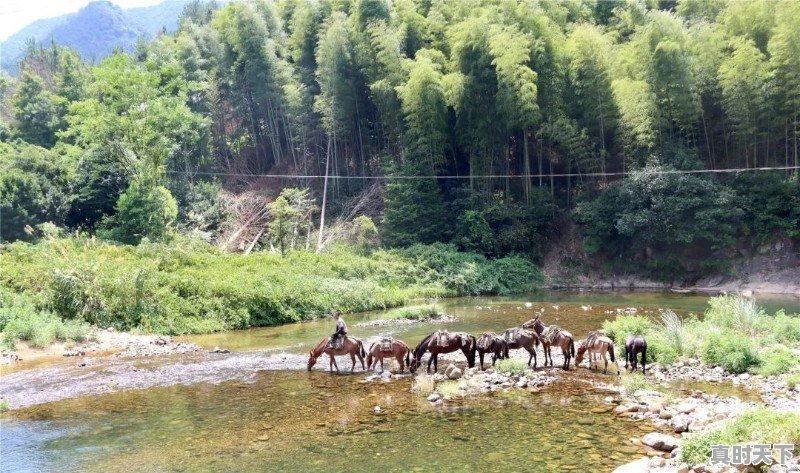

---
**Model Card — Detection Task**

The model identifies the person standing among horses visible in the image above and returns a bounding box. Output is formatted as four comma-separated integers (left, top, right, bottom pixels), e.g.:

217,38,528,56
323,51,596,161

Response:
329,311,347,349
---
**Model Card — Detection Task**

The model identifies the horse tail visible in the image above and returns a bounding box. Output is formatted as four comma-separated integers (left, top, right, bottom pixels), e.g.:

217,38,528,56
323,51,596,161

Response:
359,340,366,358
406,347,411,368
608,344,615,362
570,338,575,357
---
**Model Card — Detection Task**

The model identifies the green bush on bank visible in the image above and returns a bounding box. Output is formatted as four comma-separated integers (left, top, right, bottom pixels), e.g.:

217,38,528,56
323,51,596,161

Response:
0,237,543,341
603,295,800,375
700,333,760,374
755,346,800,377
680,409,800,465
0,289,93,350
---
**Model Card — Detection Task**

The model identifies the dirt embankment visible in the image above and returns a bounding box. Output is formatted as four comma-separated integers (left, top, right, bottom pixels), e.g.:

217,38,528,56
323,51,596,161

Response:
542,221,800,295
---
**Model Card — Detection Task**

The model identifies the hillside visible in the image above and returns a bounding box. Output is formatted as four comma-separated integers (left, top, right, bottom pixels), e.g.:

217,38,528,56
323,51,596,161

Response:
1,0,191,73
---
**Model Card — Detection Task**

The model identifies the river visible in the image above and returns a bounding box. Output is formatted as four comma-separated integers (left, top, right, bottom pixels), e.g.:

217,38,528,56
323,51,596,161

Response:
2,291,799,472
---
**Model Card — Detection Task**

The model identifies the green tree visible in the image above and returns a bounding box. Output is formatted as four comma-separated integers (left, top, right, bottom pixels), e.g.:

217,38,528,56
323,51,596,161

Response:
100,177,178,244
266,187,316,255
768,4,800,176
718,37,768,168
381,161,446,247
12,70,60,147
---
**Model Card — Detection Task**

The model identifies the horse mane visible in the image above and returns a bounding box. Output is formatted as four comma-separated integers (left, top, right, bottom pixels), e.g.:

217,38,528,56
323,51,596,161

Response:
311,337,329,355
413,332,435,360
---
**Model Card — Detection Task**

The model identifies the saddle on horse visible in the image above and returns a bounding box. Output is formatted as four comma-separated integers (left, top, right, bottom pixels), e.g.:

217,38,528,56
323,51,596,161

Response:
504,327,533,345
328,335,346,349
541,325,562,344
434,329,467,347
379,337,394,352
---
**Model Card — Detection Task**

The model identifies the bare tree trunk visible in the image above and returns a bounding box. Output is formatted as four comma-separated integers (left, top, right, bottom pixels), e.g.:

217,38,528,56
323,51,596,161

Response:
317,134,332,252
523,130,531,205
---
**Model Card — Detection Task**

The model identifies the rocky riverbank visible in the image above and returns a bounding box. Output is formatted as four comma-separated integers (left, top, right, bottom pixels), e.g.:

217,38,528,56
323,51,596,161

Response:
609,360,800,473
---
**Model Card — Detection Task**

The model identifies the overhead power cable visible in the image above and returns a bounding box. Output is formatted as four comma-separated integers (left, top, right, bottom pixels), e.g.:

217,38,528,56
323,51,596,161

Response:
165,165,800,180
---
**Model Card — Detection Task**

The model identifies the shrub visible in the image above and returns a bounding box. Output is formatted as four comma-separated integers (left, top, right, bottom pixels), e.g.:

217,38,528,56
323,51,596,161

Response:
787,373,800,390
766,311,800,344
100,178,178,244
494,358,528,376
680,409,800,465
602,315,653,349
755,346,800,377
384,304,441,320
700,333,760,374
1,307,92,349
0,400,8,412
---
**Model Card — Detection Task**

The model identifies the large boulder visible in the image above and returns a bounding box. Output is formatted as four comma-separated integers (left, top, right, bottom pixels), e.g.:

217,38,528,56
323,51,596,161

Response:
612,457,650,473
641,433,680,452
444,364,462,379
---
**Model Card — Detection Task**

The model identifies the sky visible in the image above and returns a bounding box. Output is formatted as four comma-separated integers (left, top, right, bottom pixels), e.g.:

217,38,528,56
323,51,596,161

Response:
0,0,165,40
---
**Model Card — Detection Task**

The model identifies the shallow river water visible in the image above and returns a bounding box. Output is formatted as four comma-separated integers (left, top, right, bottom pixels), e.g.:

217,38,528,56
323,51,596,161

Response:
2,291,799,473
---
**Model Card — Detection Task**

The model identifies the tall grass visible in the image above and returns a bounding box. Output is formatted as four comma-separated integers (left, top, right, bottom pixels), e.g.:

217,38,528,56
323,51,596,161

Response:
706,295,764,336
657,310,688,357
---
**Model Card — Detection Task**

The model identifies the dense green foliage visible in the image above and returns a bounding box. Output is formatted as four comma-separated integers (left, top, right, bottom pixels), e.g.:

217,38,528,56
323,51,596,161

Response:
604,295,800,373
0,238,540,344
2,0,800,282
680,409,800,465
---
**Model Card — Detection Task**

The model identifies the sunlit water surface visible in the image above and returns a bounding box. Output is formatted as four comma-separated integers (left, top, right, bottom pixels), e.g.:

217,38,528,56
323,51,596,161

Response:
2,291,799,472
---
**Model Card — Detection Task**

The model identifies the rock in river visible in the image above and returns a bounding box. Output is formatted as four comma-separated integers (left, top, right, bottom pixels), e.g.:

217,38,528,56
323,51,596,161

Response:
641,433,679,452
612,457,650,473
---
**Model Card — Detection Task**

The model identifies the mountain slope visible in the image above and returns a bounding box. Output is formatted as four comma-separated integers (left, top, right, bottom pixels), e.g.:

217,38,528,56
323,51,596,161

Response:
1,0,191,74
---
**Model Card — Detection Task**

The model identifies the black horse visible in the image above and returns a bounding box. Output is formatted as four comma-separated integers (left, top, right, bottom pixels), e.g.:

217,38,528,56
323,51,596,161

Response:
624,335,647,374
476,332,507,370
409,330,476,374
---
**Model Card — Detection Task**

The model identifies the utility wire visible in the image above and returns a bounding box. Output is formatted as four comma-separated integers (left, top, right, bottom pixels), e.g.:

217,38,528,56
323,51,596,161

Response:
165,165,800,180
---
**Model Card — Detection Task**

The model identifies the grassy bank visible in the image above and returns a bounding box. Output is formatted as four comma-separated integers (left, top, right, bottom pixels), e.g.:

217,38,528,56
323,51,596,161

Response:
0,238,542,349
603,295,800,374
680,409,800,465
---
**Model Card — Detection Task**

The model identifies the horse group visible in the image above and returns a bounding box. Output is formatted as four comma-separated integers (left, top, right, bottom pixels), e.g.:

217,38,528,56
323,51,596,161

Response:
307,314,648,375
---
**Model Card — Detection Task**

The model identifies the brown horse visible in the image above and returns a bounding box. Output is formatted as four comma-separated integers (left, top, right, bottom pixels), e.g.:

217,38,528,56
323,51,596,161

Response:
409,330,476,374
575,334,620,374
523,317,575,370
502,327,540,368
476,332,507,370
366,338,411,373
307,336,366,373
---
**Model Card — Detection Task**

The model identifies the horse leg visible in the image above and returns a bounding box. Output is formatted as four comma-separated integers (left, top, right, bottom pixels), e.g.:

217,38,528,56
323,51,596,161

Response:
603,353,608,374
641,347,647,375
427,354,434,374
433,354,439,373
526,348,533,367
479,350,485,370
624,345,629,370
350,353,356,372
331,355,340,373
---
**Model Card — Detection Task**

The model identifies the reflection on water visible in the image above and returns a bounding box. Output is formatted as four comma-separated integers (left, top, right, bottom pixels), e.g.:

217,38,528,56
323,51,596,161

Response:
3,371,656,473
